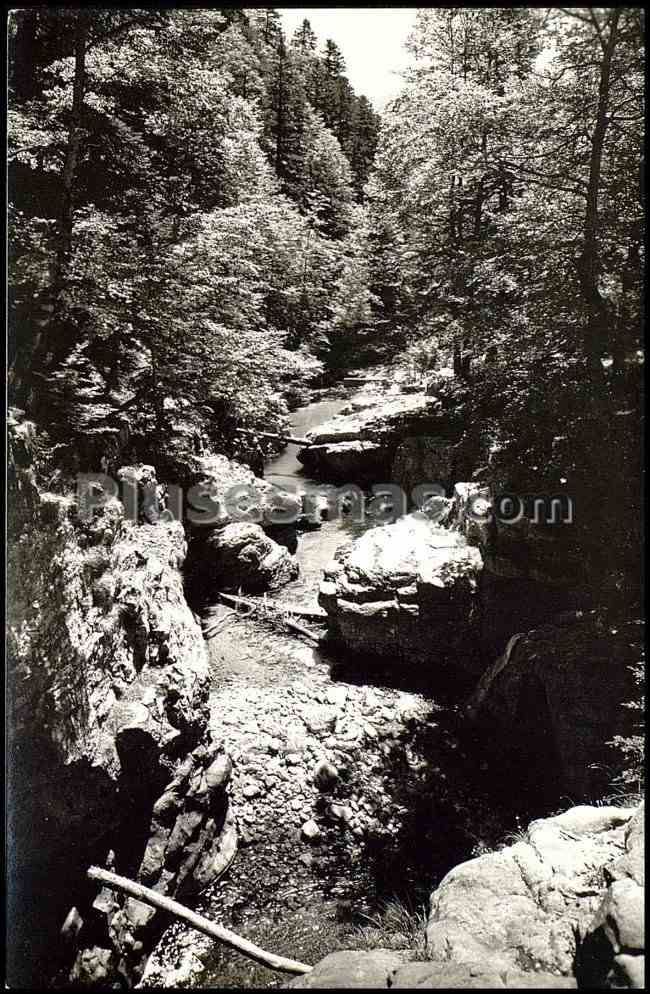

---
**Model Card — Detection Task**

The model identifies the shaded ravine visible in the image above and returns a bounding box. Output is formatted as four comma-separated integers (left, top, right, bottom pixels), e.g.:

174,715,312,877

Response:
142,393,532,989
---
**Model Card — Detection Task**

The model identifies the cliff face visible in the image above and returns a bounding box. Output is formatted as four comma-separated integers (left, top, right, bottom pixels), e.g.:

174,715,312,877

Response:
467,616,641,801
7,454,235,986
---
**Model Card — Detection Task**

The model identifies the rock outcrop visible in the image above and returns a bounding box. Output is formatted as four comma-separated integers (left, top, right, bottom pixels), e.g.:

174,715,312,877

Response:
425,805,638,979
319,512,483,678
7,470,234,986
298,394,446,484
293,955,576,988
577,802,645,987
292,803,644,989
466,615,641,799
183,455,302,601
447,480,588,656
299,439,389,484
291,949,409,988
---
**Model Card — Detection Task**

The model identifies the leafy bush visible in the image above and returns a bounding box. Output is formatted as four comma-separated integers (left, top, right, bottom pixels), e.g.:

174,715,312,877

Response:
606,657,645,804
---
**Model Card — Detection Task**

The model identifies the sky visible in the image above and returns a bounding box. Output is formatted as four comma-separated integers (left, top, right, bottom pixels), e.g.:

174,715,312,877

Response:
277,8,418,110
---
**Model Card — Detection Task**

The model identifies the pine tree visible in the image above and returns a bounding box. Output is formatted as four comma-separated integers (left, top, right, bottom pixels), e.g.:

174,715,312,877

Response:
348,95,381,197
323,38,346,77
291,18,318,54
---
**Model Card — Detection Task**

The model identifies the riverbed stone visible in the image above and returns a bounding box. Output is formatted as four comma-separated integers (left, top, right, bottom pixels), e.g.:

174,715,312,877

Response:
313,759,339,789
301,819,322,842
291,949,408,988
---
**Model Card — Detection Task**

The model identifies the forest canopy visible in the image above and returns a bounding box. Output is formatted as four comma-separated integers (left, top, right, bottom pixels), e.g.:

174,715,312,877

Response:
8,7,381,467
8,6,644,555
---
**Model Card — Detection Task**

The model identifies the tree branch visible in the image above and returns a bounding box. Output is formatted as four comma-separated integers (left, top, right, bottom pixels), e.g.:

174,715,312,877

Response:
87,866,312,976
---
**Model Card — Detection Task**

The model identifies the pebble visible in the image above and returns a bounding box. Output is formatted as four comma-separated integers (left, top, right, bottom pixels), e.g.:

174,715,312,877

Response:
301,819,322,842
313,759,339,790
326,686,348,707
330,803,354,824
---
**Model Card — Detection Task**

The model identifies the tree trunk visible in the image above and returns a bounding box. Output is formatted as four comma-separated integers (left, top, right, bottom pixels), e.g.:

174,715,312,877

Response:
54,13,88,304
30,12,88,416
275,44,285,178
576,9,620,371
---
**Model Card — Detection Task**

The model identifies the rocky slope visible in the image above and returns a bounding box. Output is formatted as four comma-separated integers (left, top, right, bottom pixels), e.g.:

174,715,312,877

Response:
293,802,645,989
467,615,641,800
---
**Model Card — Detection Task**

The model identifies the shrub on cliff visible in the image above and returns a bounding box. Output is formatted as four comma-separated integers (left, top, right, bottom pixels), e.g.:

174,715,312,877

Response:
607,657,645,804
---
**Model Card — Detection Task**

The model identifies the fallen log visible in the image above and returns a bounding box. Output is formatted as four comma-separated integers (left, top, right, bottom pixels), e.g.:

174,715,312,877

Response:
282,616,324,644
209,591,325,644
204,598,327,622
87,866,312,976
236,428,312,446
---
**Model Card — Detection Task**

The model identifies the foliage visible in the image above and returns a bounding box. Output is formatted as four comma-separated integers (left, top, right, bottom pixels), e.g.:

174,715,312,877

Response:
350,897,429,958
8,7,381,466
363,6,643,594
607,657,645,803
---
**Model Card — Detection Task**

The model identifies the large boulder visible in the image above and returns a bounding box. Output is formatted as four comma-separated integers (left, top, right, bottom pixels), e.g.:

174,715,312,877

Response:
465,616,641,799
7,480,234,987
319,512,483,677
425,804,641,984
388,962,576,988
189,521,299,594
298,440,390,484
305,394,443,447
292,955,576,989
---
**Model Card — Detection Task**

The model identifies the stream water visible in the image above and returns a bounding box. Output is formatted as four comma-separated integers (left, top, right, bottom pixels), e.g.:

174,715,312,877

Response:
143,391,527,989
264,394,374,613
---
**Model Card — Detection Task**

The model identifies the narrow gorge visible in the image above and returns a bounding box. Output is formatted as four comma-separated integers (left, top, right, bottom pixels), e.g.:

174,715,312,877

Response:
8,373,644,989
7,6,644,991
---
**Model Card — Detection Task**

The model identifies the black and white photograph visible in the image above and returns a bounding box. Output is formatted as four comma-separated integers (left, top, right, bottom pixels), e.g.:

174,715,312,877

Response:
6,5,645,989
